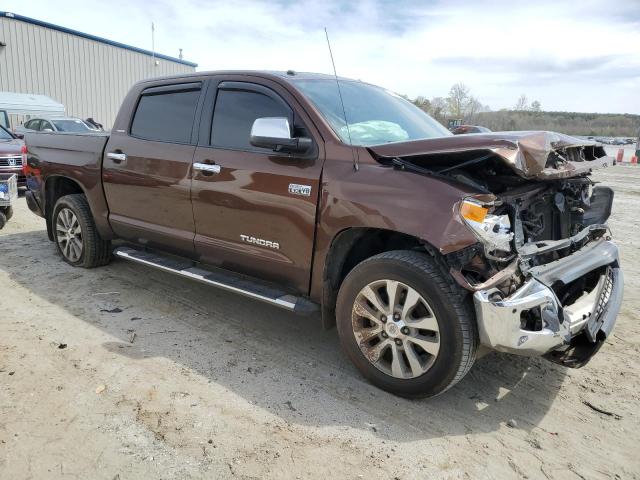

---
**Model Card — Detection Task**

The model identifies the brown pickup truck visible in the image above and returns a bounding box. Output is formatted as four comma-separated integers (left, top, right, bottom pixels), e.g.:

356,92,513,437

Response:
23,71,623,397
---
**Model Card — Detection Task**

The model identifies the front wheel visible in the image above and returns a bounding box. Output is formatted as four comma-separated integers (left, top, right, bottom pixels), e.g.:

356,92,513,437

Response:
52,194,111,268
336,250,477,398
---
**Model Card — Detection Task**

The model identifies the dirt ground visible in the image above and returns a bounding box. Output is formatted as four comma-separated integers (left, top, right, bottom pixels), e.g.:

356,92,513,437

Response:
1,166,639,479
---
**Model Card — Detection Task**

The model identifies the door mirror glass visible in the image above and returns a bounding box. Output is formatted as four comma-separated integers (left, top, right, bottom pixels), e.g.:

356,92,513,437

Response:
250,117,311,153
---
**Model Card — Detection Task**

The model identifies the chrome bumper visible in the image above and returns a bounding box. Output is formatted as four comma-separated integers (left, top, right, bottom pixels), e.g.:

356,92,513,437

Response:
473,239,623,359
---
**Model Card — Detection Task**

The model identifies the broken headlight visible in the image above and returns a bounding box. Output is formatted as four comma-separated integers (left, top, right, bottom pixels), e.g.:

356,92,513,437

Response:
459,197,514,255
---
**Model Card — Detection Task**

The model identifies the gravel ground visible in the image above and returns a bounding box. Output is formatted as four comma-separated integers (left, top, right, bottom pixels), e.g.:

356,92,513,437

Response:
1,166,639,479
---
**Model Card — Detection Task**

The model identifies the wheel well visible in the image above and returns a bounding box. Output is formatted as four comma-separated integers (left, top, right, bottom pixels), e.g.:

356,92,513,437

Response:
321,228,435,329
44,177,84,240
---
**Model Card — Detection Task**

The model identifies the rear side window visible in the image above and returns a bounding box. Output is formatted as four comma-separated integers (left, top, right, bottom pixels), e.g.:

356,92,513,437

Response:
211,89,290,151
131,87,200,143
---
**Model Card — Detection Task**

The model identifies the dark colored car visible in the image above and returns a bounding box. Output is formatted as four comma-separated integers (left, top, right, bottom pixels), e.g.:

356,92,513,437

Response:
0,124,25,186
23,71,623,398
450,125,492,134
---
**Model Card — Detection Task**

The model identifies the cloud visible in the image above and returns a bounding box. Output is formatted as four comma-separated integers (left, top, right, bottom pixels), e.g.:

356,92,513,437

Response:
2,0,640,113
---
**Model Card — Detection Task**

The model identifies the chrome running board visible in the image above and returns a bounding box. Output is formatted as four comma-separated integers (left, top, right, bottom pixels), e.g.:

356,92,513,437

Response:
113,246,318,314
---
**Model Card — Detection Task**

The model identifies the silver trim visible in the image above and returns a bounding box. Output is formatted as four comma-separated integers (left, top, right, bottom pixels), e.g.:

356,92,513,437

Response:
114,249,297,310
193,162,221,174
106,152,127,162
473,241,623,356
288,183,312,197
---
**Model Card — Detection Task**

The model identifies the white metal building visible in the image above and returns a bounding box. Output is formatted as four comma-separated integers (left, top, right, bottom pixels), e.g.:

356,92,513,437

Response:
0,11,197,128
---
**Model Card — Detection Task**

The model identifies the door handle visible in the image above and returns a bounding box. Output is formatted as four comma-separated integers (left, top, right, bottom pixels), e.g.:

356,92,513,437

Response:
107,152,127,164
193,162,221,175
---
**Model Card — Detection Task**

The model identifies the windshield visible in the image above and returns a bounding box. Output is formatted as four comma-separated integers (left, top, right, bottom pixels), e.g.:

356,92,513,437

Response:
0,126,14,140
292,79,451,146
52,119,96,133
0,110,9,129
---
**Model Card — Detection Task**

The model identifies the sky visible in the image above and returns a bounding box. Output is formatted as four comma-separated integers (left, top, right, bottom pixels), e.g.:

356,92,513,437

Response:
2,0,640,114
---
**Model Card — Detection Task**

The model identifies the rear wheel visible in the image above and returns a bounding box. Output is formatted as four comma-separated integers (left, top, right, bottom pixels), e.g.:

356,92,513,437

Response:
336,250,477,398
53,194,111,268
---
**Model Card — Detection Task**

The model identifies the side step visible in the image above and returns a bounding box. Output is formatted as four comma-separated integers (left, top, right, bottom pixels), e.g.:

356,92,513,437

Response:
113,246,318,314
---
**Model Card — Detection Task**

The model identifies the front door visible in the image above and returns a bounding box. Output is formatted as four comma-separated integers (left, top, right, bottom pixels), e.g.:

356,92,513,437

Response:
191,79,324,292
102,82,203,256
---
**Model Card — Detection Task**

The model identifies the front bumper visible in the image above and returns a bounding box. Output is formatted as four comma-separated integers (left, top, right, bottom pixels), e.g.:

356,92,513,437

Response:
473,239,623,365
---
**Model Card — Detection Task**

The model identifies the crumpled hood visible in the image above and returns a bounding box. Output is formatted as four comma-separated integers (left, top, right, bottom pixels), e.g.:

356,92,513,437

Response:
367,131,613,179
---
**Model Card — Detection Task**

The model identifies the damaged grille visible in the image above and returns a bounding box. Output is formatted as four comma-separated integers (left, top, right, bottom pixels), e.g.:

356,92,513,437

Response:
590,267,614,336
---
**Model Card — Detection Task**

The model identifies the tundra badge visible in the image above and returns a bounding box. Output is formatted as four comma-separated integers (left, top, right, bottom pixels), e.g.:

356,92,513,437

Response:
240,235,280,250
288,183,311,197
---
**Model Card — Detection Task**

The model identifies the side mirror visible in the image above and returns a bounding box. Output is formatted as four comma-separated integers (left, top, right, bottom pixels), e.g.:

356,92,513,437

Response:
250,117,312,154
13,132,24,139
42,128,54,133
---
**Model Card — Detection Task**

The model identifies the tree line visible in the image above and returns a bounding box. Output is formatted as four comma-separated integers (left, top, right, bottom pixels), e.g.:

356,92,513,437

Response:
405,83,640,137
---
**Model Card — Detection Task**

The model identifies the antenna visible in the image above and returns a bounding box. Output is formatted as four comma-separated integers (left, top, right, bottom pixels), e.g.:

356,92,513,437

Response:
151,22,157,68
324,28,359,171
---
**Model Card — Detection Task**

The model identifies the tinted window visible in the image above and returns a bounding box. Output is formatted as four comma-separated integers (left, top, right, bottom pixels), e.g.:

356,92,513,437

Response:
131,88,200,143
212,89,290,150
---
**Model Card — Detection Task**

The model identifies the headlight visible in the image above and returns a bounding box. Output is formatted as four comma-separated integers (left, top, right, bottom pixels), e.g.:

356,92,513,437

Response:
460,197,513,254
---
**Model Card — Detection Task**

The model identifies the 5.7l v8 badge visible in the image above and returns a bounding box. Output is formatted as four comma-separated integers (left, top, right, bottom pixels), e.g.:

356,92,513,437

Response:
288,183,311,197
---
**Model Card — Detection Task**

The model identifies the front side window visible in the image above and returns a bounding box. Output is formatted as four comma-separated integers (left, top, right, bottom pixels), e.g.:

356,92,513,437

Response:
211,89,290,151
131,88,201,143
292,79,451,146
26,120,41,131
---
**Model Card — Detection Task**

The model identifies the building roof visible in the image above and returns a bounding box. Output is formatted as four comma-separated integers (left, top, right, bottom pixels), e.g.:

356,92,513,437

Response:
0,11,197,67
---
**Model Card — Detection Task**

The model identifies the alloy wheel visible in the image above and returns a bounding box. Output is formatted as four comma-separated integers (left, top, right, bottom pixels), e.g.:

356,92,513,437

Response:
351,279,440,379
56,207,83,262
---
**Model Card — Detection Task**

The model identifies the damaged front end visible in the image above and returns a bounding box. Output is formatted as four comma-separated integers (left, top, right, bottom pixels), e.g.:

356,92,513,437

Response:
370,131,623,368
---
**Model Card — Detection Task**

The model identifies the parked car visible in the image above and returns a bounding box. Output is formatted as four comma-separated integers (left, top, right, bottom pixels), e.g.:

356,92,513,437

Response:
15,116,101,137
23,71,623,397
450,125,492,134
0,124,25,187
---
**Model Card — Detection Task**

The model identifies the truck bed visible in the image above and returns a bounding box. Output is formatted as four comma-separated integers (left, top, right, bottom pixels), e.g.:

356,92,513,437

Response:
25,131,110,169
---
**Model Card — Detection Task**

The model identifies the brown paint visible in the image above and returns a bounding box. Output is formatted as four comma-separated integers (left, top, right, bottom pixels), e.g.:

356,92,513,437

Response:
24,71,504,305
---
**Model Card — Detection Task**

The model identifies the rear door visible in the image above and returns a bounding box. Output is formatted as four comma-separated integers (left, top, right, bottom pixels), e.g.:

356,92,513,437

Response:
102,82,203,257
191,78,324,292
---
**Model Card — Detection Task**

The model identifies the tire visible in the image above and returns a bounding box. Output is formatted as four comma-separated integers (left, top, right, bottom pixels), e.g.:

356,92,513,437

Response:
336,250,477,398
0,211,6,230
52,194,111,268
4,206,13,221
